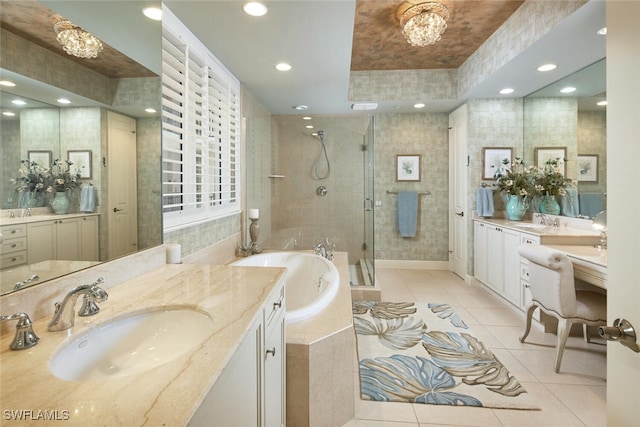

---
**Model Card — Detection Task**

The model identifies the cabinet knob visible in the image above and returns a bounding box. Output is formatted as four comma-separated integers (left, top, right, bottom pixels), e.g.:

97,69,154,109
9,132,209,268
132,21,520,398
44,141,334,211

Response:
11,244,16,248
10,230,16,234
266,347,276,357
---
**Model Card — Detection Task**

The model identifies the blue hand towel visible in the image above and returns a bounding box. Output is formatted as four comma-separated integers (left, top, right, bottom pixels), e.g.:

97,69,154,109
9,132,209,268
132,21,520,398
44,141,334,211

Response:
476,187,494,217
560,187,579,217
79,185,95,212
397,191,418,237
579,192,603,219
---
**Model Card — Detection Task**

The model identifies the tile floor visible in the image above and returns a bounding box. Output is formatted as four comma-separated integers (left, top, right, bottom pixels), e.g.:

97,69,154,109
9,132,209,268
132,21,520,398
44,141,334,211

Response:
343,268,607,427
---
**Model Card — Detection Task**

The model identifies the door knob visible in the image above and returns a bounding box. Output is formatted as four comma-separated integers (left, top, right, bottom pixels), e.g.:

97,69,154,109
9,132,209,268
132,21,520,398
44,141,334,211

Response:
598,318,640,353
455,211,464,217
113,208,123,212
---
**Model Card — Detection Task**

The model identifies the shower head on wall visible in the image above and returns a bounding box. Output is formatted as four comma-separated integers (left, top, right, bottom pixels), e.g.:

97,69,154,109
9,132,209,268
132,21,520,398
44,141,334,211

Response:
315,130,325,141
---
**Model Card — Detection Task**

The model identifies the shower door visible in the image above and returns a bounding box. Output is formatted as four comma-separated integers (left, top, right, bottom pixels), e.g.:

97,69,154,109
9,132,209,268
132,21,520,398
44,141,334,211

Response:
362,117,375,286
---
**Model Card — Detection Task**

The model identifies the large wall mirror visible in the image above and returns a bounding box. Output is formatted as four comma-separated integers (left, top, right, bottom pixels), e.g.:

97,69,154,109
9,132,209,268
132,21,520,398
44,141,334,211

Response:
0,1,162,295
523,58,606,219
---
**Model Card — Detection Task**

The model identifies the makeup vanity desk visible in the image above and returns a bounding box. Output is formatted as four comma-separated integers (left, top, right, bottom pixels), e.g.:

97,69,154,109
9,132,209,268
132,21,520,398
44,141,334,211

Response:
545,244,607,290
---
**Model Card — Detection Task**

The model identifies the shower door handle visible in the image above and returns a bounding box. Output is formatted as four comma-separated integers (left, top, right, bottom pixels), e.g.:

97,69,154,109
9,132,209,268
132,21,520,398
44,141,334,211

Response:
364,198,373,211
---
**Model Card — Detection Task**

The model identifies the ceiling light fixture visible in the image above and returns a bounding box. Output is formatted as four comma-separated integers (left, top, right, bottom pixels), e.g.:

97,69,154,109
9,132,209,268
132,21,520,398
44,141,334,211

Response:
2,112,16,117
142,7,163,21
145,108,157,113
413,103,426,109
293,105,308,111
537,63,557,72
243,2,268,17
560,87,576,93
399,1,449,47
0,80,16,87
275,63,292,71
11,99,26,106
499,88,514,95
54,20,104,59
302,116,312,120
597,27,607,36
597,100,607,106
57,98,71,104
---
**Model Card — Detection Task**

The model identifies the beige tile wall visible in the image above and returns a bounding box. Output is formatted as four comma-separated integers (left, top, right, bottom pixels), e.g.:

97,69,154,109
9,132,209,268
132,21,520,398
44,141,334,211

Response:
373,113,449,261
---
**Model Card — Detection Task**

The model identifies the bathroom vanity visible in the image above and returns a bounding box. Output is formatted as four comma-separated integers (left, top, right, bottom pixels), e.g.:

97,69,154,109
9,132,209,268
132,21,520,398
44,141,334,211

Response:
0,262,286,426
473,218,603,312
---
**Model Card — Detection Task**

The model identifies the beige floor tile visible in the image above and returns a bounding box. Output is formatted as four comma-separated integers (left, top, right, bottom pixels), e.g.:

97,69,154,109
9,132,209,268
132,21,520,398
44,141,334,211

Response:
487,324,558,350
353,400,418,423
507,347,606,385
545,383,606,427
465,306,525,327
343,420,418,427
412,404,503,427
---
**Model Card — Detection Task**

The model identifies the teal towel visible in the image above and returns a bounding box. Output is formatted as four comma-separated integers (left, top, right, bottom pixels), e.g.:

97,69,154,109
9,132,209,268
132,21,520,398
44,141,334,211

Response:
560,187,579,217
397,191,418,237
579,192,603,219
476,187,494,217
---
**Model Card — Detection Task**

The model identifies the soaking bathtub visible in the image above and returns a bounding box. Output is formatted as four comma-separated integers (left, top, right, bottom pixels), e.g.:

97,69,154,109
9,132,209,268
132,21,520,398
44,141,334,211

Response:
232,251,340,324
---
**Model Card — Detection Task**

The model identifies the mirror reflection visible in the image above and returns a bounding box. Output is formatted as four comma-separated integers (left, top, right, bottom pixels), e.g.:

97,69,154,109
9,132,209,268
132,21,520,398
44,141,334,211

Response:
0,1,162,295
523,59,606,219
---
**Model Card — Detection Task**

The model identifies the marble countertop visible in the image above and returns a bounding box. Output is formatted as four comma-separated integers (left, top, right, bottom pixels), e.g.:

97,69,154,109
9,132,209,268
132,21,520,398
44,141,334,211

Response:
545,244,608,269
0,212,99,227
473,217,601,245
0,263,285,426
1,260,100,295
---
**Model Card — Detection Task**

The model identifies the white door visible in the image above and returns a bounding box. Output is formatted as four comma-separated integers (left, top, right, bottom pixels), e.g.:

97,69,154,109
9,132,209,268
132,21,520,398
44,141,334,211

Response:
107,112,138,259
605,4,640,426
449,105,468,280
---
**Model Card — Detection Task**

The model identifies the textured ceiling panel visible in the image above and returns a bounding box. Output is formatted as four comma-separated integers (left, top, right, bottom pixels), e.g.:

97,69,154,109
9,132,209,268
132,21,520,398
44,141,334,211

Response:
351,0,525,71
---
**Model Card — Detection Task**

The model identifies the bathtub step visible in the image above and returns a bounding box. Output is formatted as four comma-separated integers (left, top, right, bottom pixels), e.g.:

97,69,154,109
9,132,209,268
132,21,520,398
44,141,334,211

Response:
349,264,361,286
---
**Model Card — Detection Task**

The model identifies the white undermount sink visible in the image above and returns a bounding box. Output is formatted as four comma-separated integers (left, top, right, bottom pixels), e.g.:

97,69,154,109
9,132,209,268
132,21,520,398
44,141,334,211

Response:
49,308,213,381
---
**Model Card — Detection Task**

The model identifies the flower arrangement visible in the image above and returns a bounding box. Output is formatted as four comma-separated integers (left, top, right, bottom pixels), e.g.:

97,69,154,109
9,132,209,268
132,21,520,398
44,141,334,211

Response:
11,160,50,194
47,159,81,193
533,158,573,197
494,157,536,198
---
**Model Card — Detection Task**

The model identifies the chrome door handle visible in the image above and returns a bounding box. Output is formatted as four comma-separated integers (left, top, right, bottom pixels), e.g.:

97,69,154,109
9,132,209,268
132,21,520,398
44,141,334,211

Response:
455,211,464,217
113,208,123,212
266,347,276,357
598,318,640,353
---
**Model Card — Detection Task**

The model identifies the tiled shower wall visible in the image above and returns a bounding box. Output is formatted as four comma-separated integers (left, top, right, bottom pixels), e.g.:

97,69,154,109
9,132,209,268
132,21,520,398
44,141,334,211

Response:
577,110,607,195
270,115,371,265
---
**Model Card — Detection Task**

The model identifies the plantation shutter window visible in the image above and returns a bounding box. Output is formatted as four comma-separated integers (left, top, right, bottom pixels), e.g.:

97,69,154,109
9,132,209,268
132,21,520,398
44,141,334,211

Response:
162,9,241,231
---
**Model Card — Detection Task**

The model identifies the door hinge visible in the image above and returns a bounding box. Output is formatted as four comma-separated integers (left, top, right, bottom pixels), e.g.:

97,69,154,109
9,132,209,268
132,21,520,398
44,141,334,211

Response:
362,243,367,251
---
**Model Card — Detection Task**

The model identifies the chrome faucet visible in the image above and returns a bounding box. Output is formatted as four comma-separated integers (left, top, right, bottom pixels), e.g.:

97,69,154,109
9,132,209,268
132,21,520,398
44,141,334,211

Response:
0,312,39,350
314,239,335,261
535,213,559,227
48,278,108,332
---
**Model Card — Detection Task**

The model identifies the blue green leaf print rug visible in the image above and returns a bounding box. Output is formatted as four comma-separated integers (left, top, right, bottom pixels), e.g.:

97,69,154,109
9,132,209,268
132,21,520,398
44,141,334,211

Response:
352,301,539,410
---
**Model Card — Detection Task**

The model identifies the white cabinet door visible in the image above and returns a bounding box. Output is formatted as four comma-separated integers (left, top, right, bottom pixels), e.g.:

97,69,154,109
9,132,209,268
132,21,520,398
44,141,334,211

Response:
55,218,81,260
502,228,521,306
80,216,99,261
486,226,503,293
264,313,285,427
27,220,56,264
473,222,488,284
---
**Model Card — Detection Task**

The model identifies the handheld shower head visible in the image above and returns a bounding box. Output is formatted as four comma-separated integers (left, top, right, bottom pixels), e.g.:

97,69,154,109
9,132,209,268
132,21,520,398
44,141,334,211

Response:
317,130,325,138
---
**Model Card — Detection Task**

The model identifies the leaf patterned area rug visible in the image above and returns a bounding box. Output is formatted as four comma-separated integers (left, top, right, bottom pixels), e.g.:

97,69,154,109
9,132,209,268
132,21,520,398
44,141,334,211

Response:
353,301,539,410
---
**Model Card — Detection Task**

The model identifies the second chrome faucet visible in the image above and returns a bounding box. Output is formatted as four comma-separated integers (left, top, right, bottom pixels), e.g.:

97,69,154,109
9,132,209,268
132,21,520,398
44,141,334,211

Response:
48,278,108,332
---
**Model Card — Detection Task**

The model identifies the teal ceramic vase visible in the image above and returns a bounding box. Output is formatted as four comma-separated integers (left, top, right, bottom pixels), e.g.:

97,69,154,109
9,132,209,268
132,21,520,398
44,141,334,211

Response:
26,192,40,208
506,195,527,220
539,194,560,215
51,191,70,214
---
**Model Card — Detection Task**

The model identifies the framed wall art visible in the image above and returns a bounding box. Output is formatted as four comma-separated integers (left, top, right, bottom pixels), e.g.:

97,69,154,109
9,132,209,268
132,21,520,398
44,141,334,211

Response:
27,150,52,168
396,154,420,182
482,147,512,180
68,150,92,179
577,154,598,182
535,147,567,175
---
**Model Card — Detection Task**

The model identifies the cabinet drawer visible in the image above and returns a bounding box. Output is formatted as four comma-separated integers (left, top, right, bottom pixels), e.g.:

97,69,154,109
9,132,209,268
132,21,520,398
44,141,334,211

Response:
520,263,529,280
1,250,27,269
1,224,27,239
264,284,285,330
520,234,540,245
1,237,27,255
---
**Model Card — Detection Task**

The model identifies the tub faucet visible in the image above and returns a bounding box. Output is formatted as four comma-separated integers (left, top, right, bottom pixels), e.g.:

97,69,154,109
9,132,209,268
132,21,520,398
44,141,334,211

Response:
0,312,39,350
48,278,108,332
314,239,334,261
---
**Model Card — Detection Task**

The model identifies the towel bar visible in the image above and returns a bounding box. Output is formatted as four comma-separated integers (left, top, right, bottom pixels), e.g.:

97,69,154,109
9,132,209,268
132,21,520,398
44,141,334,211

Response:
386,190,431,195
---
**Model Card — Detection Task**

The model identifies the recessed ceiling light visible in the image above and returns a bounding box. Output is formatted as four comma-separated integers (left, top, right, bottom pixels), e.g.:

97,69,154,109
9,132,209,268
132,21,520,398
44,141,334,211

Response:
499,88,514,95
243,2,268,16
145,108,157,113
11,99,26,106
2,111,16,117
351,102,378,111
560,87,576,94
302,116,312,120
142,7,162,21
0,80,16,87
597,27,607,35
57,98,71,104
275,62,292,71
597,100,607,106
413,103,426,109
293,105,308,110
537,63,557,72
305,125,314,129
